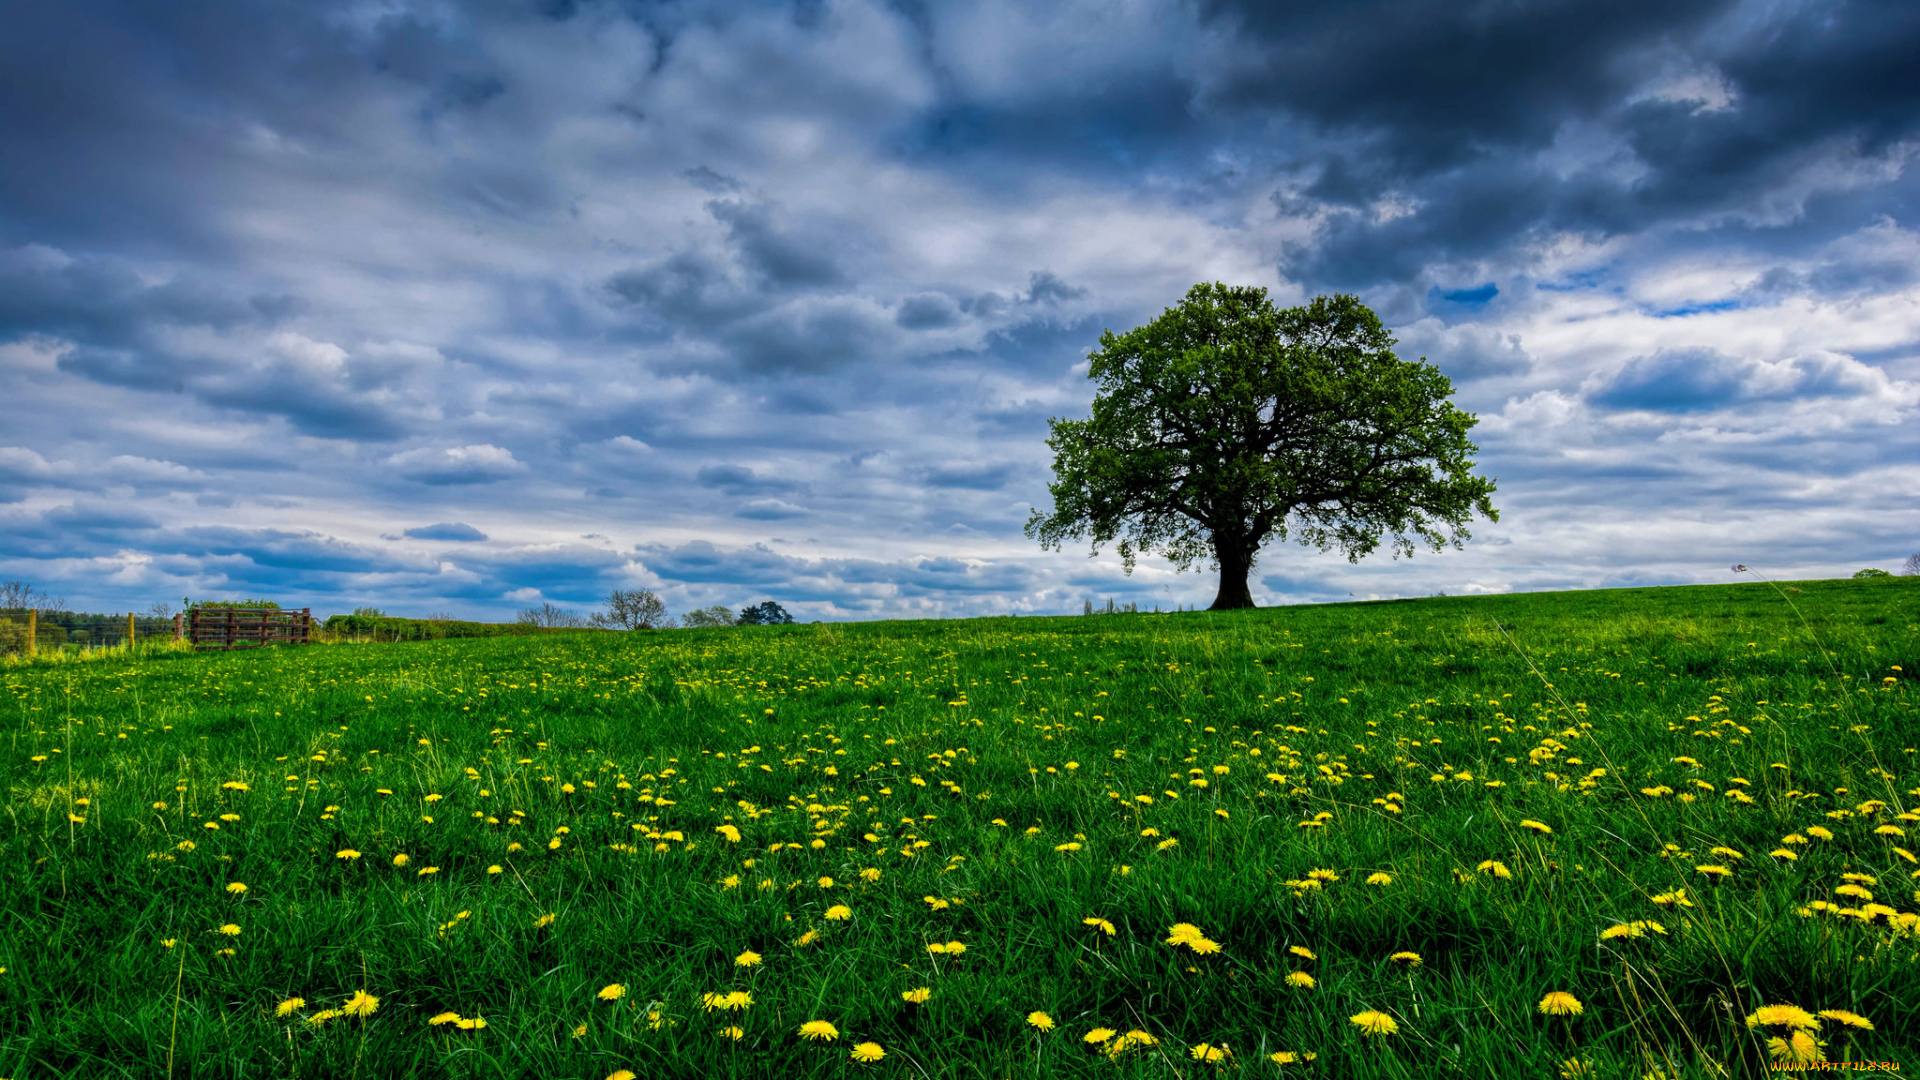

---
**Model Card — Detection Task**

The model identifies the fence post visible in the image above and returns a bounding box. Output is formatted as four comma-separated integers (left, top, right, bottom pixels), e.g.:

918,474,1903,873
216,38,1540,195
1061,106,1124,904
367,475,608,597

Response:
127,612,137,652
25,610,35,656
174,613,182,641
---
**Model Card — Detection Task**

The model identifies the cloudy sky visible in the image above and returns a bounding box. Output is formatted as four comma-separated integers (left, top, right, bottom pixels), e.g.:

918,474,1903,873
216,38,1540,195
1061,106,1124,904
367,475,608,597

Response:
3,0,1916,621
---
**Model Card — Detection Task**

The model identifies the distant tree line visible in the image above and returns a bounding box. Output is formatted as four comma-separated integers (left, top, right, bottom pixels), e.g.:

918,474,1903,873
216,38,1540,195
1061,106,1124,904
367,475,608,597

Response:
515,592,794,629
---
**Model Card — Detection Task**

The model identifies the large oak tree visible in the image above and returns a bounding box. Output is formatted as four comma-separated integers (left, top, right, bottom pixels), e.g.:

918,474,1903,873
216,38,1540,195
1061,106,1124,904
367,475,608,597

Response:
1026,284,1498,610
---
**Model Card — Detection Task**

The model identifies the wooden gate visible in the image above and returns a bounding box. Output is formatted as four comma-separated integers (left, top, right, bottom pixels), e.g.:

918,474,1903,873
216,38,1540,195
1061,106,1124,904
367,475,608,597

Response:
180,607,313,650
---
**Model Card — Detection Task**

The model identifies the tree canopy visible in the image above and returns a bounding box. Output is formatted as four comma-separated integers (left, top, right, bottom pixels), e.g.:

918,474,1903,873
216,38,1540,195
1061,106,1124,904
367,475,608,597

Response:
1026,284,1498,610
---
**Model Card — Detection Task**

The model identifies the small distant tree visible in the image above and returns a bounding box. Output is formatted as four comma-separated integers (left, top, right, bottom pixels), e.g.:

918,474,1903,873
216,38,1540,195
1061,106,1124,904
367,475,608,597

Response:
1853,568,1891,579
737,601,794,626
352,606,387,618
0,580,65,611
516,601,585,628
681,605,737,628
146,601,174,620
1902,552,1920,576
596,589,673,630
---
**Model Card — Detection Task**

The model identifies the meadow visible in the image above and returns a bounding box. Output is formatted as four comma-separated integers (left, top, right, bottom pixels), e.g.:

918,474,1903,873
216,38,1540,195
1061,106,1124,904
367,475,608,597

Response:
1,576,1916,1079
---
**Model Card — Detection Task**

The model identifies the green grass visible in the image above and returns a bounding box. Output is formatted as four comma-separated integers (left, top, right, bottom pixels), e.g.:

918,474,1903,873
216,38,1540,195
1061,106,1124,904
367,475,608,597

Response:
1,576,1916,1078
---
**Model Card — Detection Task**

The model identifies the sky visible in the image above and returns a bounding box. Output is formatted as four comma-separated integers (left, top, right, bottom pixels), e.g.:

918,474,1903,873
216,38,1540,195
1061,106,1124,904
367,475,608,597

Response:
2,0,1917,622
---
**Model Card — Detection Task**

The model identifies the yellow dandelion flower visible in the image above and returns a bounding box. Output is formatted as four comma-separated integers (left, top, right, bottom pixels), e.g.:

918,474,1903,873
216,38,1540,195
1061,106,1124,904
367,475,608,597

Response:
336,849,361,860
734,950,762,967
534,913,556,928
1165,923,1204,946
719,1025,744,1040
428,1011,462,1026
1285,971,1316,989
1767,1030,1826,1064
797,1019,839,1041
1367,872,1394,886
597,984,625,1001
217,923,242,936
1269,1051,1317,1064
901,987,931,1004
1189,1042,1231,1063
226,882,248,895
1519,819,1553,835
342,990,379,1018
1538,992,1583,1016
1026,1011,1055,1032
824,905,852,921
850,1041,885,1063
275,997,305,1017
308,1009,341,1026
606,1071,637,1080
1816,1009,1871,1030
941,940,966,956
1351,1010,1398,1036
457,1016,486,1030
1084,1027,1117,1044
1390,951,1422,966
1083,917,1116,936
794,928,820,947
1746,1004,1819,1030
1289,946,1316,960
392,854,409,868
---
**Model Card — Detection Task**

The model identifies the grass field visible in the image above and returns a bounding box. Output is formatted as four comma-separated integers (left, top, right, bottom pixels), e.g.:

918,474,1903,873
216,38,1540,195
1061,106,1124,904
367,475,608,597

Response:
2,576,1916,1078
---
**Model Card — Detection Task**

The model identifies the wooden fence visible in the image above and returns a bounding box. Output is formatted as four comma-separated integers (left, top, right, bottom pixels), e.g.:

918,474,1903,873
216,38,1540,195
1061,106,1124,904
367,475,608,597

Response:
180,607,314,650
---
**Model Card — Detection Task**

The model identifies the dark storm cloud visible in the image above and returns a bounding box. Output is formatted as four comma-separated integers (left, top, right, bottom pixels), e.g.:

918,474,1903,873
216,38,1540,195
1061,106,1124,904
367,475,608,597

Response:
1201,0,1920,289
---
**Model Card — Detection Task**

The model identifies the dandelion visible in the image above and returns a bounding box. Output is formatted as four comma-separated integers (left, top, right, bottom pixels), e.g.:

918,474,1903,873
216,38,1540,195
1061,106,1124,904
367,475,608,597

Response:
1696,864,1732,879
1026,1011,1055,1032
308,1009,341,1026
1768,1031,1827,1064
1477,859,1513,879
335,849,361,860
901,987,931,1004
458,1017,487,1030
342,990,379,1018
1289,945,1316,960
1367,872,1393,886
797,1019,839,1041
275,997,305,1017
1390,951,1422,966
850,1041,886,1063
1817,1009,1872,1030
860,867,881,882
392,854,409,868
225,882,247,895
534,913,556,928
217,923,242,936
1270,1051,1317,1064
794,928,820,947
735,950,762,967
1285,971,1316,989
719,1026,744,1040
1083,917,1116,936
1649,889,1692,907
597,984,626,1001
429,1011,461,1026
1084,1027,1117,1044
824,904,852,921
1746,1004,1819,1030
1519,819,1553,835
607,1071,637,1080
487,864,502,875
1351,1010,1398,1036
1538,992,1583,1016
1190,1042,1231,1063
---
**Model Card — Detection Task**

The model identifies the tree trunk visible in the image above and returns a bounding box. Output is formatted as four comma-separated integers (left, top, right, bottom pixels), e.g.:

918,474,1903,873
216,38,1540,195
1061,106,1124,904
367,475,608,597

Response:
1208,537,1256,610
